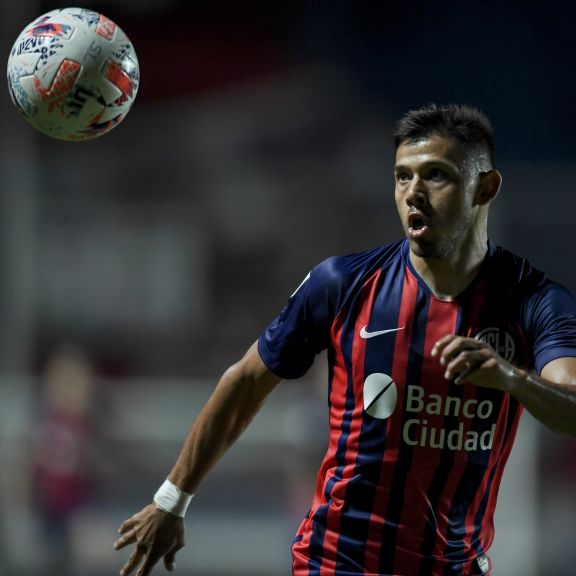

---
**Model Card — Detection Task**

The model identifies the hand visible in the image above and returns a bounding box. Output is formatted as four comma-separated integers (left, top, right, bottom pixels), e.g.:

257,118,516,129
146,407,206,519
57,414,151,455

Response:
431,334,518,391
114,504,185,576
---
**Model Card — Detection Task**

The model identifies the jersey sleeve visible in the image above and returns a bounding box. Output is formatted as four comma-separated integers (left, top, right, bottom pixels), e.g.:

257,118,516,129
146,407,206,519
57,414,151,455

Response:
258,257,343,380
524,280,576,374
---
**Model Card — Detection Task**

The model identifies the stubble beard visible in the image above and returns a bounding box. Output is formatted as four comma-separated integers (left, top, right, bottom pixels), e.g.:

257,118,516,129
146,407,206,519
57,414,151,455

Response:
408,210,475,260
409,236,453,259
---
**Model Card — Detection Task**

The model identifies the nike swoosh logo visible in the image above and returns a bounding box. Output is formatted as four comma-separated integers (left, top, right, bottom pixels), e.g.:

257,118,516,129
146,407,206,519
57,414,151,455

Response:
360,326,405,339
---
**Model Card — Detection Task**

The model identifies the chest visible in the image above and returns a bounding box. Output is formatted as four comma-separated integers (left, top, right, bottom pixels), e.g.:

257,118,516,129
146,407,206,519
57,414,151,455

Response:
331,268,530,389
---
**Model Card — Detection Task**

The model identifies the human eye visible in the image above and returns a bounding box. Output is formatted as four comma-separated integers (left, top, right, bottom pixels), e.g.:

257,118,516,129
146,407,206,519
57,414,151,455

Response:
395,171,411,183
427,167,447,182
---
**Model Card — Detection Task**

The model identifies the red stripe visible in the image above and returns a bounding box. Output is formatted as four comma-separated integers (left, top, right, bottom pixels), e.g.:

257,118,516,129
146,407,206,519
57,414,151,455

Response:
393,296,459,566
472,287,529,554
436,278,525,565
472,285,528,552
291,302,347,575
364,268,418,573
292,270,382,575
432,281,488,562
479,400,523,555
319,269,382,574
461,395,511,560
463,278,488,339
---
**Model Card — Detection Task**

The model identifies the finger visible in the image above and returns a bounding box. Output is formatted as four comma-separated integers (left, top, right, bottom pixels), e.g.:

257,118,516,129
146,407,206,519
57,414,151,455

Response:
164,549,177,572
437,338,479,366
114,530,137,550
119,546,145,576
118,516,138,534
164,539,184,572
136,549,163,576
453,360,476,384
431,334,457,357
445,350,489,382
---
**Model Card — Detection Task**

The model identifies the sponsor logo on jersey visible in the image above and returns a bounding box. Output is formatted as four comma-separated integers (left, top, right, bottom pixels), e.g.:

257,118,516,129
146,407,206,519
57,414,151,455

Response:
363,373,397,419
363,375,496,452
403,385,495,451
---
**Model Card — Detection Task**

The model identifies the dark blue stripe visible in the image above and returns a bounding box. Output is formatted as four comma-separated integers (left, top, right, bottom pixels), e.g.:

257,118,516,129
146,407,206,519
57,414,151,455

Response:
333,261,405,572
308,284,365,573
470,396,520,557
418,302,466,575
379,283,430,575
306,502,330,576
441,259,526,570
441,386,511,575
416,389,463,575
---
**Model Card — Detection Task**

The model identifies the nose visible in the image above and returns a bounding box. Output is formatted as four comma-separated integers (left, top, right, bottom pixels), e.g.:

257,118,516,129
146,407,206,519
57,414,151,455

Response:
405,177,427,209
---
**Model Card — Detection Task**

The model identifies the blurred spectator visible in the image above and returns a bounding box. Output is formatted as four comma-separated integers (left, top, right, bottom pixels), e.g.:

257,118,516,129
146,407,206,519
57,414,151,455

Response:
33,344,96,575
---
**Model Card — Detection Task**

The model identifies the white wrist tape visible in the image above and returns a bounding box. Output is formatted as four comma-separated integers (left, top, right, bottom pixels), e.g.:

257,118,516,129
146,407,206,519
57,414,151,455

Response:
153,479,194,518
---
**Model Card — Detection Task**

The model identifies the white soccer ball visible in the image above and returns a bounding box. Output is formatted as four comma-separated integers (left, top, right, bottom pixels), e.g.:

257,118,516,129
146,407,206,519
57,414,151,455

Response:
7,7,140,141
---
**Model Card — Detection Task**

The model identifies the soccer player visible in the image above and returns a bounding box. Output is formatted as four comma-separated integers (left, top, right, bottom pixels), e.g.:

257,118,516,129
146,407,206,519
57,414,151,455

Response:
114,104,576,576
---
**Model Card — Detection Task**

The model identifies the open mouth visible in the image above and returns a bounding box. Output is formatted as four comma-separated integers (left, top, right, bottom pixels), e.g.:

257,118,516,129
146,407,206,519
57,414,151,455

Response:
407,212,429,237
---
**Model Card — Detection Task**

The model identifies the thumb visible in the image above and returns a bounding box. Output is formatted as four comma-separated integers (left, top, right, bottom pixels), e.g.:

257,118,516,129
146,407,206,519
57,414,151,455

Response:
164,549,178,572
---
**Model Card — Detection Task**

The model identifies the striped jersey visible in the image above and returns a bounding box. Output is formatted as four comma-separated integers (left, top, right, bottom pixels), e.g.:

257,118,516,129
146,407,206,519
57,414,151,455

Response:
258,239,576,576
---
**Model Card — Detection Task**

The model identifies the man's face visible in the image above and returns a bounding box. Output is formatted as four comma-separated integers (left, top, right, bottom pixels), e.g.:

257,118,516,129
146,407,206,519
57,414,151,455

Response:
394,135,481,259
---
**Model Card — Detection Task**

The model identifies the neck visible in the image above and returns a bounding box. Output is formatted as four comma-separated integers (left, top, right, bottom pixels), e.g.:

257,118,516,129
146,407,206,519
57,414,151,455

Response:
409,230,489,301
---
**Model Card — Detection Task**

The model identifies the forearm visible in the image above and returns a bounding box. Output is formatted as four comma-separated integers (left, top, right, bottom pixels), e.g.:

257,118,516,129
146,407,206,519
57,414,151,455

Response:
433,335,576,437
167,347,280,494
508,366,576,436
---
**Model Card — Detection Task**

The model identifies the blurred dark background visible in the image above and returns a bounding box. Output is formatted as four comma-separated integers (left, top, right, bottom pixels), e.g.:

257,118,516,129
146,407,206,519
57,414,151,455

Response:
0,1,575,575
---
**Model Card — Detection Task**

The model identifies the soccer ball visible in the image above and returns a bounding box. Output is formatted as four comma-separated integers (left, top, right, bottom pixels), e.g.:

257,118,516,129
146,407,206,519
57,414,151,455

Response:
7,7,140,141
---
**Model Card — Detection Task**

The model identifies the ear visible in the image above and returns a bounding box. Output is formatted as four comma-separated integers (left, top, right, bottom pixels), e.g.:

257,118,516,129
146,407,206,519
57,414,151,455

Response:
475,170,502,206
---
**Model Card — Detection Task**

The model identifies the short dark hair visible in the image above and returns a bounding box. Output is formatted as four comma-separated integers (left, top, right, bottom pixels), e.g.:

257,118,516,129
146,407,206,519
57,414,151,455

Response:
394,104,495,168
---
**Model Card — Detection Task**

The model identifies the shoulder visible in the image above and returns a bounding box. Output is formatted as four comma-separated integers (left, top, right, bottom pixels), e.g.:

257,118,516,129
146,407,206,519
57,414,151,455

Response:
489,245,541,282
489,244,576,318
312,240,405,291
489,245,564,294
292,240,406,317
490,247,576,372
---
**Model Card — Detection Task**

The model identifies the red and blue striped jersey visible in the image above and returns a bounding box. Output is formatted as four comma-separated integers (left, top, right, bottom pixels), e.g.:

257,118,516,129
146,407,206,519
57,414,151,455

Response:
258,239,576,576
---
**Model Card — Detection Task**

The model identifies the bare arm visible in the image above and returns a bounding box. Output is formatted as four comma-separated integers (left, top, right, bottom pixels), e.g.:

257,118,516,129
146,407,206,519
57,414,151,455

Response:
511,357,576,435
114,341,282,576
432,335,576,436
168,341,281,493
